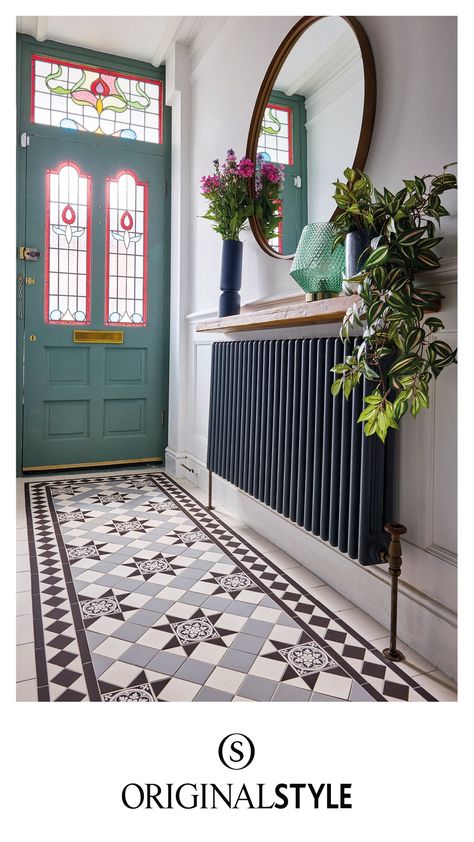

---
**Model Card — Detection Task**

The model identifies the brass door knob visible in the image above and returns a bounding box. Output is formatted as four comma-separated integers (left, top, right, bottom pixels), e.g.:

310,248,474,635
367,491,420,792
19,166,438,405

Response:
28,334,37,341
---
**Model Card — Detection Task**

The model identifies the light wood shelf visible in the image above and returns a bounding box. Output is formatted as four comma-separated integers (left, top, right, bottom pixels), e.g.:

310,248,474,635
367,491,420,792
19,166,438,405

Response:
196,295,360,333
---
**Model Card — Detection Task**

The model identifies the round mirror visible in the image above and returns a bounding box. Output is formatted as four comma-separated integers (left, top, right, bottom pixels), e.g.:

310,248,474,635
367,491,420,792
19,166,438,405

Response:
246,16,376,258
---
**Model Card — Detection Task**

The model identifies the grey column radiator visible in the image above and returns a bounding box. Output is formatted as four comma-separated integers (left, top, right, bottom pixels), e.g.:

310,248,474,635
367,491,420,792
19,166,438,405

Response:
206,338,394,566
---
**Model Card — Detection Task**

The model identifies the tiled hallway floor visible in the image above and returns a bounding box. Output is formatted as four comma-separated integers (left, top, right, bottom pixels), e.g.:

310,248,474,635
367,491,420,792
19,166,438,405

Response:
16,470,457,702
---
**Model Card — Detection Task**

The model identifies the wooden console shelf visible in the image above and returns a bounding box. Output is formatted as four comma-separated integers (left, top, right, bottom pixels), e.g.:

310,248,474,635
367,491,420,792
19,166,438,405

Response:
196,295,361,333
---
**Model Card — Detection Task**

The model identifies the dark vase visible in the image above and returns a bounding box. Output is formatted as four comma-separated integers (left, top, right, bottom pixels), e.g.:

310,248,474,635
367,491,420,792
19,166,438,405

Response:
219,239,243,317
345,230,372,279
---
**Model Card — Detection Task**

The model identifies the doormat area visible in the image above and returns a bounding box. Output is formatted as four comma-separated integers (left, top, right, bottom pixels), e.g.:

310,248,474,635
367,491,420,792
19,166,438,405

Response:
23,472,436,702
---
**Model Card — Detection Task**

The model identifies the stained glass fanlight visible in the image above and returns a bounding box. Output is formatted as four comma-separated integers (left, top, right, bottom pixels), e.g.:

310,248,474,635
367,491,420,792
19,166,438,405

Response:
257,103,293,166
32,55,162,144
45,161,91,324
105,170,148,326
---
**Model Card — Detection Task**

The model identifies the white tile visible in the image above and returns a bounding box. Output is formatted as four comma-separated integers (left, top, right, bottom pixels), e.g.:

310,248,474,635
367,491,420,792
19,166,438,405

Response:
287,564,326,589
251,606,281,624
415,670,457,701
215,613,248,632
237,527,279,554
158,678,201,701
165,601,197,619
190,642,227,665
16,540,30,555
16,571,31,593
16,591,33,617
16,679,38,702
337,607,388,640
16,528,28,540
268,624,301,644
314,672,353,700
16,555,31,572
16,643,36,682
99,660,144,687
94,637,132,659
86,616,123,635
16,614,34,646
136,628,174,649
190,580,217,595
232,695,253,702
249,656,287,682
205,666,244,694
265,550,300,570
158,586,186,601
235,590,264,604
308,585,354,613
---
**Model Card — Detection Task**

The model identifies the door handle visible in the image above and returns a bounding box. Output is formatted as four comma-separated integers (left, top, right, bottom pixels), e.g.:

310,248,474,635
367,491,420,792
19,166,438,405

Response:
28,335,37,342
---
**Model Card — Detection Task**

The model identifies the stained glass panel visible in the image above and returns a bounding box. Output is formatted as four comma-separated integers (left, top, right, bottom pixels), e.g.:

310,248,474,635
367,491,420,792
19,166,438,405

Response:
45,161,91,324
32,55,162,144
257,103,293,166
105,170,148,326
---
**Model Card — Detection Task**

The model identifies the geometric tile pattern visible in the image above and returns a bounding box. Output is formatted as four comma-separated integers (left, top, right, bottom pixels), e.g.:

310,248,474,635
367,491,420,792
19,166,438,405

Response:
23,472,438,702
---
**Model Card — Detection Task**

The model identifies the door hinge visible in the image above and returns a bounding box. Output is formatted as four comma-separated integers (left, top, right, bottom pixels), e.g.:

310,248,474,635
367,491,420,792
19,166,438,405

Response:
20,132,30,148
161,410,166,426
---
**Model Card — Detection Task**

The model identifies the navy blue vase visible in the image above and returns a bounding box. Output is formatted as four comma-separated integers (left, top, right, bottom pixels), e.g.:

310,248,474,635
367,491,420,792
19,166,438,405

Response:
219,239,243,317
345,230,371,279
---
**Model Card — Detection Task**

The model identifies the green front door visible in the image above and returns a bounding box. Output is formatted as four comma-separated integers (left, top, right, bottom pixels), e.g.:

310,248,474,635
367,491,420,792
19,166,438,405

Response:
18,40,169,472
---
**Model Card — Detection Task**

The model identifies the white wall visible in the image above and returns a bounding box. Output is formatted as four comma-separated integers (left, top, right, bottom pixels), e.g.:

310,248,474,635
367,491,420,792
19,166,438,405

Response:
167,16,458,678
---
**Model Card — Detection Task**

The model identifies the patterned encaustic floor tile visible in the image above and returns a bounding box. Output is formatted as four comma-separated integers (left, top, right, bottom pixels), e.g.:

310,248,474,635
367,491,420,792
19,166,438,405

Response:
21,472,439,702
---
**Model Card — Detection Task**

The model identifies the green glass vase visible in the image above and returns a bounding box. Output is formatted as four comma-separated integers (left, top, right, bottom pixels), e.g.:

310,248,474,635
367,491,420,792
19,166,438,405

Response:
290,222,345,297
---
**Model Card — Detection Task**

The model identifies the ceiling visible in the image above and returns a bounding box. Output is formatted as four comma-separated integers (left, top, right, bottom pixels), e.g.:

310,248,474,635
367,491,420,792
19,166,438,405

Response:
16,15,229,68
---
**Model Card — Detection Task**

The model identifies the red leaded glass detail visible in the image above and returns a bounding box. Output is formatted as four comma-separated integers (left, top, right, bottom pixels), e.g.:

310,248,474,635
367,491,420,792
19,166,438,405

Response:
257,103,293,166
45,161,91,324
31,55,162,145
105,170,148,326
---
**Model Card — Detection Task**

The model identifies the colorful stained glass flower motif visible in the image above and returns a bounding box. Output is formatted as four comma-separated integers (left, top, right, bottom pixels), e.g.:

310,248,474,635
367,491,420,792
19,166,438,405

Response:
45,161,91,324
32,56,162,144
105,170,148,326
257,103,293,166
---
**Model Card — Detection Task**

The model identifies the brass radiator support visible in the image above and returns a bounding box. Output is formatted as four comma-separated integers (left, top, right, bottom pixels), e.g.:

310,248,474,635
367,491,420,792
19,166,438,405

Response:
379,522,407,662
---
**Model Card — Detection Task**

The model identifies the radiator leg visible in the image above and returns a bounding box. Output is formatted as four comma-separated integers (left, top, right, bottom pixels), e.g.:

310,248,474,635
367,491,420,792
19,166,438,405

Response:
379,522,407,662
207,470,215,511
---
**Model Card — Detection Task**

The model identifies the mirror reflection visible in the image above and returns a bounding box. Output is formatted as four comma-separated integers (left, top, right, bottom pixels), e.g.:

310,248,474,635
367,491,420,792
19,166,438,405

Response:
255,16,365,256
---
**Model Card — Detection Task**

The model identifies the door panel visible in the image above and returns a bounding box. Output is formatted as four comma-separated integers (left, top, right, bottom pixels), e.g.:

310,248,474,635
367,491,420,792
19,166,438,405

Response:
22,135,167,470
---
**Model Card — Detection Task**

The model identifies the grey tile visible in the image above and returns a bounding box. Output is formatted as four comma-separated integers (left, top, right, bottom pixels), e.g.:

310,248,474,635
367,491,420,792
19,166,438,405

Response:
179,591,209,607
92,653,115,676
175,658,215,684
130,608,163,627
349,682,377,702
220,648,257,673
242,618,274,637
86,630,107,650
224,600,255,618
231,633,265,655
95,574,124,588
135,581,165,596
272,684,311,702
276,612,301,628
119,643,157,667
113,577,145,593
260,595,280,609
111,622,149,643
144,597,175,614
310,692,345,702
146,651,187,676
201,595,233,612
238,675,278,701
194,686,233,701
191,558,215,571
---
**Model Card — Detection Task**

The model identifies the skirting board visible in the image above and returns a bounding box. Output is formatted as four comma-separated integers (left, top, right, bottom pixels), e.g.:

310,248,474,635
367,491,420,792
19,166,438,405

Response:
166,449,457,681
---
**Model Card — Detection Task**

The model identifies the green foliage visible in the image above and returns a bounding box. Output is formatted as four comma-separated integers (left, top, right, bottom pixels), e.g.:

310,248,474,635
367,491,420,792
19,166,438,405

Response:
331,165,457,442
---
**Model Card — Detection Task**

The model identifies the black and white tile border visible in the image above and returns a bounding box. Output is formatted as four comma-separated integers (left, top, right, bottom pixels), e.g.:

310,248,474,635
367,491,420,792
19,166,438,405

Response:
23,472,438,702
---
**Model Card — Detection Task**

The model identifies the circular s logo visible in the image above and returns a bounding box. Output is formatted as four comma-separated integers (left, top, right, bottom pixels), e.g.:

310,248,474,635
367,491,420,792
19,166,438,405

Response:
218,733,255,770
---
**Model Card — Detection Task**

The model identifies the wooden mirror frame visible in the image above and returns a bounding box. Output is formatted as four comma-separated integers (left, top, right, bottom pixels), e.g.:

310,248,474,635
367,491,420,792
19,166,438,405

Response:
246,15,377,259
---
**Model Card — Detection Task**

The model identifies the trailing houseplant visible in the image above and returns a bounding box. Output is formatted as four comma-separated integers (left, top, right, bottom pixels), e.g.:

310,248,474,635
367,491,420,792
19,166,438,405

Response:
330,165,457,442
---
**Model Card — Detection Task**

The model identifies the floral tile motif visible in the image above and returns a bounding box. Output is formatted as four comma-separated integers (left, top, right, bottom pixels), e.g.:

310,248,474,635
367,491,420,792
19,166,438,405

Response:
102,682,156,702
217,572,253,592
279,642,337,677
66,541,100,562
171,616,219,646
79,594,121,621
57,509,85,523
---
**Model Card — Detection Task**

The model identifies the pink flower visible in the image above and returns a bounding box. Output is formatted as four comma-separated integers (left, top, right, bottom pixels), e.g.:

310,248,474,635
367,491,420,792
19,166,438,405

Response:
237,158,255,178
200,174,220,194
261,162,285,184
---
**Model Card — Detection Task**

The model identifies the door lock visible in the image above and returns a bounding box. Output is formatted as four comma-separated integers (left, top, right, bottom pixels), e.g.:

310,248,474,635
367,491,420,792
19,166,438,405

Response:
28,335,37,342
19,246,41,261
